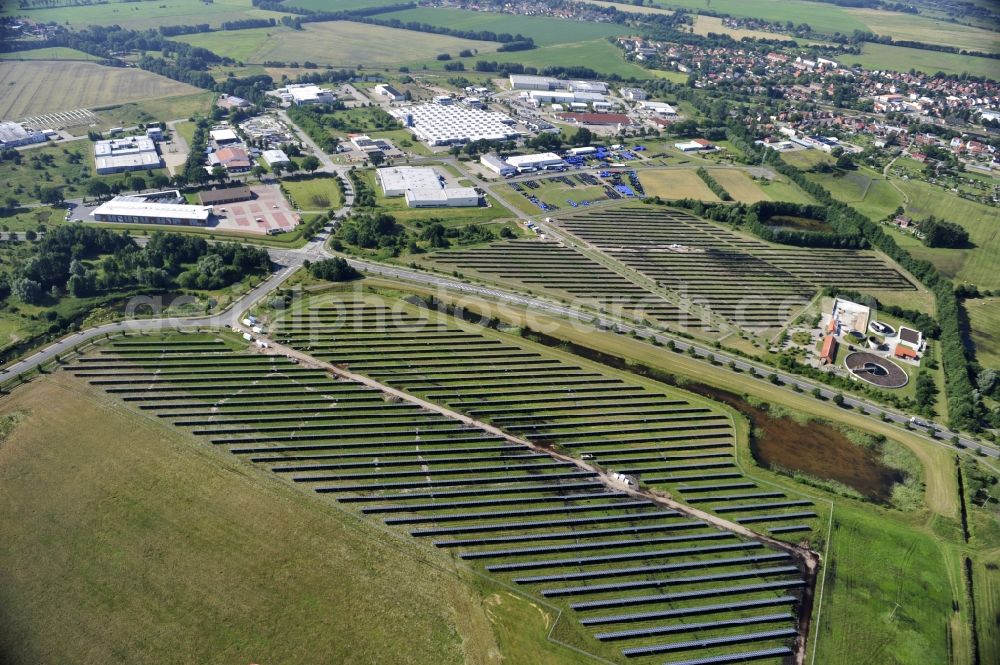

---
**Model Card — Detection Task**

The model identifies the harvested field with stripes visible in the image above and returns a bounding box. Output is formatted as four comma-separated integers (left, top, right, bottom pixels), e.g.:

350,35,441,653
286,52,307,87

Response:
549,207,916,331
67,312,820,665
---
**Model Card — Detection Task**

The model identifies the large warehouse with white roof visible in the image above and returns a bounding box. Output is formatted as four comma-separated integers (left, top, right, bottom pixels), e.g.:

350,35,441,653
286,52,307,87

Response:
93,136,162,175
376,166,480,207
388,103,520,146
91,196,212,226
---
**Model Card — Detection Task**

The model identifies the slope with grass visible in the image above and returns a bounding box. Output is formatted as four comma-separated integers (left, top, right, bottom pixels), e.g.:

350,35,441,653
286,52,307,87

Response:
964,297,1000,369
850,42,1000,78
0,371,544,665
844,8,1000,53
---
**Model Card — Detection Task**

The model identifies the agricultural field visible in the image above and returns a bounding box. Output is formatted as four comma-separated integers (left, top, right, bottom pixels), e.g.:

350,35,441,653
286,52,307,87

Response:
964,297,1000,369
173,21,500,67
844,8,1000,53
550,206,916,331
470,39,653,79
281,175,344,212
652,0,868,34
0,0,286,30
0,367,544,665
379,8,632,46
850,42,1000,78
0,60,201,120
0,47,98,61
58,323,821,665
710,169,773,204
640,169,722,202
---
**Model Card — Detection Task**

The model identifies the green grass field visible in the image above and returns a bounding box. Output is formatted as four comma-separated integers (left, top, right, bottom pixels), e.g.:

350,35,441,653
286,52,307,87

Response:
0,59,201,120
850,42,1000,78
477,39,654,79
96,91,215,127
653,0,868,34
174,21,500,66
963,297,1000,369
0,371,588,665
0,0,286,30
281,175,343,212
845,8,1000,53
710,168,772,203
693,15,790,40
379,7,632,46
0,47,99,61
640,169,721,201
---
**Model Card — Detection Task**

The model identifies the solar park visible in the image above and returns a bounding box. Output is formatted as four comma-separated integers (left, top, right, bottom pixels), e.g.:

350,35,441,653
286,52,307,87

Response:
430,206,916,333
64,294,822,665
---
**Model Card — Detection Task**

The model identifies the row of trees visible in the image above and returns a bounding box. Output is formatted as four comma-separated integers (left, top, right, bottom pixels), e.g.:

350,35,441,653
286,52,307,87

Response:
695,167,732,201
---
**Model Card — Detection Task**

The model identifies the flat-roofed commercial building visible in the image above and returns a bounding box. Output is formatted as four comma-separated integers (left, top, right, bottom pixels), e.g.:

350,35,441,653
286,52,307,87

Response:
198,185,253,206
505,152,565,172
388,103,519,146
0,121,47,148
480,153,516,177
91,196,212,226
376,166,480,208
94,136,162,175
262,149,290,167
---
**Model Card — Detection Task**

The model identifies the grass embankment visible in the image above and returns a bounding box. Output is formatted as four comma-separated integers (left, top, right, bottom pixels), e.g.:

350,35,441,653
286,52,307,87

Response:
0,371,589,665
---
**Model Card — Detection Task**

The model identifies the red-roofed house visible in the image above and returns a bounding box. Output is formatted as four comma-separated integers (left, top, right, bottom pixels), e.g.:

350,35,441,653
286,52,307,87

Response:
820,335,838,365
212,146,252,173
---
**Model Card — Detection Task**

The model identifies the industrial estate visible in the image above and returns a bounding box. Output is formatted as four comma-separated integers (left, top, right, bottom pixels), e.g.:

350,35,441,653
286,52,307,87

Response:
0,2,998,665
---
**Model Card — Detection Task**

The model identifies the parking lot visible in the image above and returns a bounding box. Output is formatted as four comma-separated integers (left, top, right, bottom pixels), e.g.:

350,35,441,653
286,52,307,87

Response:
212,184,299,235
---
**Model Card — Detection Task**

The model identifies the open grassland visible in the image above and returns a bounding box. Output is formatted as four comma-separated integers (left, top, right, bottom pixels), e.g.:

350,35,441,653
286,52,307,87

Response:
281,175,343,211
0,0,286,30
286,0,397,9
0,47,98,61
893,180,1000,290
174,21,500,66
964,297,1000,369
380,7,631,46
585,0,673,16
850,42,1000,78
640,169,721,201
0,371,518,665
812,504,963,665
96,91,215,127
487,39,653,79
0,60,201,120
710,169,773,204
845,8,1000,53
653,0,867,34
972,551,1000,665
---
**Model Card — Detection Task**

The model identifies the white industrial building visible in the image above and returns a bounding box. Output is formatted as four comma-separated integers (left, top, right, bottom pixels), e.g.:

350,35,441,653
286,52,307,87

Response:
271,84,336,105
374,84,404,101
0,121,47,148
619,87,647,101
376,166,480,208
94,136,162,175
91,196,212,226
262,149,290,166
526,90,607,106
209,128,239,145
480,153,516,177
509,75,608,94
505,152,565,172
639,101,677,116
388,103,519,146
